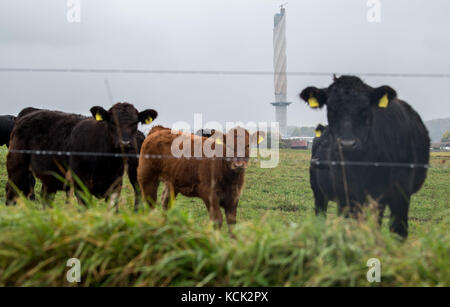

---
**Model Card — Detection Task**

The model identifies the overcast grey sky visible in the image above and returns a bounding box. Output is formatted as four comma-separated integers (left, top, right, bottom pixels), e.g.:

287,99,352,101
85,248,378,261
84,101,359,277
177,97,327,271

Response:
0,0,449,129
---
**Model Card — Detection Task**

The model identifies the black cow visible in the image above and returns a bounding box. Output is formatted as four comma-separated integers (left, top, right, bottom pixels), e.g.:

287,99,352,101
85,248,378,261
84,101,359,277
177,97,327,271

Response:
6,103,157,208
195,129,216,138
68,103,156,210
17,107,41,119
309,124,336,216
0,115,16,147
7,110,85,203
300,75,430,238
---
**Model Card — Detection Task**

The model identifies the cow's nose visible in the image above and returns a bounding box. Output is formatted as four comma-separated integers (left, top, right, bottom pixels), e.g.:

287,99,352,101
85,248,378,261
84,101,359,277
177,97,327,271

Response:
121,140,131,147
233,161,246,169
339,139,356,148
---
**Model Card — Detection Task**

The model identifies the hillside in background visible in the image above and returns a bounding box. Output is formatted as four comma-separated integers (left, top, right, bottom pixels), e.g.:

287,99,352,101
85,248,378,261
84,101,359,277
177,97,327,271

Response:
287,126,315,137
425,118,450,142
289,118,450,142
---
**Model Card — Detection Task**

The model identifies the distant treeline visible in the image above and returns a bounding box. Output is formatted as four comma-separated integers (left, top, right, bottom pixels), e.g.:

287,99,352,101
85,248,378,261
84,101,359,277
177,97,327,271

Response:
425,118,450,142
286,118,450,141
287,126,315,138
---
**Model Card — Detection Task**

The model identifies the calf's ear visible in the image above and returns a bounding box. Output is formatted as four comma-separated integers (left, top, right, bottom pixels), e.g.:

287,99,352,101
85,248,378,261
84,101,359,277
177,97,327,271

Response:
315,124,326,138
139,109,158,125
371,86,397,109
299,87,327,109
251,131,266,145
90,106,109,122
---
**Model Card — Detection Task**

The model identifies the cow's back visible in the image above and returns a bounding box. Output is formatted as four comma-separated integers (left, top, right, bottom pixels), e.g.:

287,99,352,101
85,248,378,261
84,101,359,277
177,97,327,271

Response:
139,129,212,196
0,115,15,147
10,110,85,176
11,111,84,151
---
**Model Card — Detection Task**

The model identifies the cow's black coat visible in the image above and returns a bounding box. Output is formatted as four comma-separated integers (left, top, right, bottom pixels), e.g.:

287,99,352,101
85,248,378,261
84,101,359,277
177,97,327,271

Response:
195,129,216,138
6,103,156,207
17,107,41,119
301,76,430,238
0,115,16,147
68,103,156,208
310,125,336,216
7,110,84,202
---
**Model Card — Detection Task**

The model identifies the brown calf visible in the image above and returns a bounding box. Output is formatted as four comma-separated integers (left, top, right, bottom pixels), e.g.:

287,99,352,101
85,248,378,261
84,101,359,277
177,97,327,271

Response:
137,126,265,233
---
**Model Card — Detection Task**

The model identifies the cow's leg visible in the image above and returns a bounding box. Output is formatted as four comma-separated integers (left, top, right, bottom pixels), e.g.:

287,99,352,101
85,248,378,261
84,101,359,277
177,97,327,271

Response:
140,177,159,209
106,179,123,213
108,192,120,213
387,192,410,239
28,175,36,201
127,160,142,212
314,191,328,216
337,199,350,217
41,184,57,208
6,152,34,205
224,200,238,237
161,183,176,210
132,184,141,212
204,195,223,229
377,203,387,227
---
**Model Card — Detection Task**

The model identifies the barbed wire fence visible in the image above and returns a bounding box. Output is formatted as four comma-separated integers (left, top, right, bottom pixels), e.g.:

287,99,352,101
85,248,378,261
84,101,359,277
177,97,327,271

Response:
2,67,450,78
0,148,448,170
0,66,448,220
1,67,449,170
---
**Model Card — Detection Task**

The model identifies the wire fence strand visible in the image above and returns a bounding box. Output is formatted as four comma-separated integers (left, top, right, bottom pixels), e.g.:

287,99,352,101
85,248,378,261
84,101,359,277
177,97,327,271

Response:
2,148,448,169
2,67,450,78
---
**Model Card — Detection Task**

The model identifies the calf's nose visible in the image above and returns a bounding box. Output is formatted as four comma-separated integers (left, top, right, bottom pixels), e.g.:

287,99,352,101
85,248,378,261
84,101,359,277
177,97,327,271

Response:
121,140,132,147
233,161,246,169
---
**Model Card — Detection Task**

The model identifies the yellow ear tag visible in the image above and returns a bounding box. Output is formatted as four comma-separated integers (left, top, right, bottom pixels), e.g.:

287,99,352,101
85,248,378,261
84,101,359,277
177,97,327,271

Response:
145,117,153,125
378,94,389,108
257,136,265,144
95,113,103,121
308,97,320,108
315,130,322,138
215,138,223,145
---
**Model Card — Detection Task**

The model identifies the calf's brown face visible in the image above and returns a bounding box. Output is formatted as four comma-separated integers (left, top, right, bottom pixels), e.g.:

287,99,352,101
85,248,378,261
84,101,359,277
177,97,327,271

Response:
90,103,157,150
213,127,265,172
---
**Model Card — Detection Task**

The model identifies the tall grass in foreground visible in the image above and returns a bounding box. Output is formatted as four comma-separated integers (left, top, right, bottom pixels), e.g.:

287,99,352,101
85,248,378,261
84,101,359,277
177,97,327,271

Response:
0,202,448,287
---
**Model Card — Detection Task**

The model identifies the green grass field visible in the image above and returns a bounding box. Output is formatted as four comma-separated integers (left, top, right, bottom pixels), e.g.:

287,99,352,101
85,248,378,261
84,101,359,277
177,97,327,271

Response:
0,147,448,286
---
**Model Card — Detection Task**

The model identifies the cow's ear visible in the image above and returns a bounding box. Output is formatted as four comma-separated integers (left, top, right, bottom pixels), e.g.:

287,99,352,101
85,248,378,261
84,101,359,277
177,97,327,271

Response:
210,131,225,145
315,124,325,138
90,106,109,122
251,131,266,145
372,86,397,109
139,109,158,125
299,87,327,109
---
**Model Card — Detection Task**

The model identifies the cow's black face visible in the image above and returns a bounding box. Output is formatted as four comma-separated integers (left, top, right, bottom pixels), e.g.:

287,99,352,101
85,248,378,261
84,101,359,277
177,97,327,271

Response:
300,75,397,152
90,103,157,150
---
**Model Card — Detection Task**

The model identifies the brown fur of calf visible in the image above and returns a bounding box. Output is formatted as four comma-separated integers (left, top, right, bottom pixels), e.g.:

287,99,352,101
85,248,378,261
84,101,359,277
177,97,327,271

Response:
137,126,264,231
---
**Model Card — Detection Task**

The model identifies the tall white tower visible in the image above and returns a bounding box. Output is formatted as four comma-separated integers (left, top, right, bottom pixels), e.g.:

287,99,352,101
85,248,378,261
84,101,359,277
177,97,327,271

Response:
271,5,291,138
